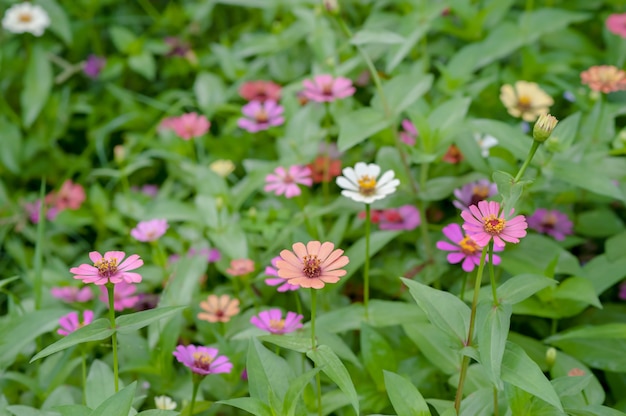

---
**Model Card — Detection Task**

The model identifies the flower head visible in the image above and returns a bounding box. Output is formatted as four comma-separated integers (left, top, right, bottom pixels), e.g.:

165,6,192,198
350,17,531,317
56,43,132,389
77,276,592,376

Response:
99,281,140,311
2,2,50,36
308,155,342,183
45,180,86,211
226,259,255,276
164,37,192,57
210,160,236,177
533,114,558,142
473,134,498,158
57,310,94,336
442,144,464,164
25,200,58,224
399,119,418,146
265,256,299,292
161,113,210,140
436,223,502,272
239,80,282,102
301,74,355,102
83,55,106,79
500,81,554,122
154,395,177,410
70,251,143,285
51,286,93,303
336,162,400,204
461,200,528,248
198,294,240,323
580,65,626,94
131,219,169,242
607,13,626,38
238,100,284,133
527,208,573,241
276,241,349,289
378,205,421,231
173,344,233,375
619,281,626,301
251,309,303,335
264,165,313,198
453,180,498,211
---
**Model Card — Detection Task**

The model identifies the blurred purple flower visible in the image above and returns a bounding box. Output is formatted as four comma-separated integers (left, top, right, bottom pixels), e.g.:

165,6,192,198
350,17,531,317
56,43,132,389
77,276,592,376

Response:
453,180,498,211
51,286,93,303
527,208,573,241
265,256,299,292
619,281,626,300
399,119,418,146
436,223,502,272
58,310,94,336
264,165,313,198
378,205,421,231
238,100,284,132
301,74,355,102
131,219,169,242
173,344,233,375
250,309,303,334
169,247,221,264
25,200,58,224
83,55,106,79
99,281,140,311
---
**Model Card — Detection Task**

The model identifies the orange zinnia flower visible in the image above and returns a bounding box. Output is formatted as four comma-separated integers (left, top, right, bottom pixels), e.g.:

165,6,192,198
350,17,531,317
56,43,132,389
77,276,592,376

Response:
198,294,240,323
276,241,349,289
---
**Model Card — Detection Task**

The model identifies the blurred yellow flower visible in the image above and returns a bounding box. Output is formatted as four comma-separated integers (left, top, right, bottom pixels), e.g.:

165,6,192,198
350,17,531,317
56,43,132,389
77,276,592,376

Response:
499,81,553,122
210,159,235,177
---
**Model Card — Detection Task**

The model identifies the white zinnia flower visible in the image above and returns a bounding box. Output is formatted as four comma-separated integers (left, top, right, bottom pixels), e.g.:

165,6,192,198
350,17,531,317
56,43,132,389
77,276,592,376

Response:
154,395,177,410
336,162,399,204
2,2,50,36
473,133,498,158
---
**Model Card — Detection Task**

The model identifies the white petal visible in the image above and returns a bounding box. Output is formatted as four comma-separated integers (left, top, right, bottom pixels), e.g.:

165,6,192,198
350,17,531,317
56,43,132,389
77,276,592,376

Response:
376,170,396,187
354,162,369,178
366,163,381,179
341,167,357,183
336,176,358,191
341,190,367,203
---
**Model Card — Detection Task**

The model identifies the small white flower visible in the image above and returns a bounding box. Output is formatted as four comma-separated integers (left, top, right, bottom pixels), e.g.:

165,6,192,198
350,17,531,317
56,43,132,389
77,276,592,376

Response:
2,2,50,36
473,133,498,158
336,162,399,204
209,159,235,177
154,395,177,410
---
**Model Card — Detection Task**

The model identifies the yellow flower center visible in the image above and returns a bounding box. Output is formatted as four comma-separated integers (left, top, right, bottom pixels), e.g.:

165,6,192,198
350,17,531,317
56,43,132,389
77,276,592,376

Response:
269,319,286,331
470,185,490,205
482,214,506,235
302,255,321,279
358,175,377,196
517,95,532,110
459,235,480,255
95,258,118,279
255,108,268,123
18,13,33,23
192,352,213,371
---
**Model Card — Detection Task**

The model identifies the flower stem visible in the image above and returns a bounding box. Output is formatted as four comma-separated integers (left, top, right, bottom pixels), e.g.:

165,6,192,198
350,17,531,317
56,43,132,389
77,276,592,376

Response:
294,290,303,316
488,241,498,306
513,140,541,183
493,386,499,416
454,245,488,413
364,204,371,318
106,283,119,392
189,374,201,416
33,177,46,310
81,348,87,405
310,288,317,349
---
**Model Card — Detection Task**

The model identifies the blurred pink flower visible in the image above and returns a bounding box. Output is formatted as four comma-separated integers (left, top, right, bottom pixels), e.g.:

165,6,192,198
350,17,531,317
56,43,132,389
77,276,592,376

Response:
250,309,303,334
83,55,106,79
568,368,585,377
276,241,349,289
606,13,626,38
264,165,312,198
226,259,255,276
161,112,210,140
52,180,86,210
70,251,143,285
301,74,355,102
169,247,221,264
580,65,626,94
99,281,140,311
378,205,421,231
131,219,169,242
198,294,240,323
265,256,299,292
619,281,626,301
461,201,528,248
453,180,498,211
25,200,58,224
238,100,284,132
51,286,93,303
57,310,94,336
527,208,573,241
399,119,418,145
436,223,502,272
239,80,281,102
173,345,233,375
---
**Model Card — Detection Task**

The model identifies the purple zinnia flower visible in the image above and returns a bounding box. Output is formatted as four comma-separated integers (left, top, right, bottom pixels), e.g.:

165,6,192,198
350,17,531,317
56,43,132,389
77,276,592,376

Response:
250,309,303,335
172,345,233,375
264,165,313,198
399,119,418,146
453,180,498,211
436,223,503,272
527,208,573,241
301,74,355,102
57,310,94,336
238,100,284,132
131,219,169,242
264,256,299,292
99,281,140,311
51,286,93,303
378,205,421,231
83,55,106,79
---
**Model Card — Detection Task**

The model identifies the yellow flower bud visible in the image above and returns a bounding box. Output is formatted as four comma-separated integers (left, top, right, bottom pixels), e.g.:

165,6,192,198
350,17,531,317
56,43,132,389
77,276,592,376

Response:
533,113,558,143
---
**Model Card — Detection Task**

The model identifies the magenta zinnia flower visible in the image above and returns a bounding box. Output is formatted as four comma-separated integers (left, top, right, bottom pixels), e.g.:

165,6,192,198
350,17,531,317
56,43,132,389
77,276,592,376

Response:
57,310,94,336
527,208,573,241
99,281,140,311
399,119,418,146
250,309,303,335
265,256,299,292
461,201,528,248
130,219,169,242
453,180,498,211
378,205,421,231
51,286,93,303
70,251,143,285
301,74,355,102
607,13,626,38
264,165,313,198
172,344,233,375
83,55,106,79
276,241,349,289
238,100,284,132
436,223,503,272
239,80,281,102
161,112,210,140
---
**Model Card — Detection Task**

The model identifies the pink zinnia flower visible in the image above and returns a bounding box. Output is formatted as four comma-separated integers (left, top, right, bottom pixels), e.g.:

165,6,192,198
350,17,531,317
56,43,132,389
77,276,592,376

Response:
461,201,528,248
99,281,140,311
250,309,303,335
25,200,59,224
276,241,349,289
580,65,626,94
57,310,94,336
264,165,313,198
130,219,169,242
301,74,355,102
265,256,299,292
226,259,255,276
238,100,284,132
46,180,86,211
436,223,503,272
527,208,573,241
161,112,210,140
607,13,626,38
70,251,143,285
172,344,233,375
453,180,498,211
378,205,421,231
51,286,93,303
399,119,418,146
239,80,281,102
198,294,240,323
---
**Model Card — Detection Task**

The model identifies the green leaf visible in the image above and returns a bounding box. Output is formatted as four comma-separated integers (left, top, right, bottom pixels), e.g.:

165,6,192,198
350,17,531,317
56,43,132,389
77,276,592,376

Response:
403,323,460,375
109,26,137,54
501,342,563,411
402,278,470,344
496,274,557,305
51,405,91,416
336,108,390,152
374,73,434,118
258,334,312,353
383,370,431,416
282,367,322,416
38,0,72,45
30,319,114,362
575,209,624,238
89,382,136,416
351,29,405,45
492,170,525,213
5,406,58,416
307,345,359,414
477,302,511,390
194,72,226,118
605,230,626,262
551,374,592,397
21,43,53,127
116,306,187,334
128,51,156,81
500,235,583,277
428,97,471,138
553,277,602,309
247,338,292,403
459,387,493,416
339,231,401,284
361,324,397,390
217,398,272,416
135,411,178,416
85,360,115,409
582,254,626,296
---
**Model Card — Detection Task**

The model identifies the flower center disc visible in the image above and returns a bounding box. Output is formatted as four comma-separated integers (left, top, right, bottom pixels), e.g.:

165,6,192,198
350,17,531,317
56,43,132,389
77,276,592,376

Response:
517,95,532,110
192,352,213,371
255,108,269,123
95,258,118,278
302,255,321,279
459,235,480,255
18,13,33,23
357,175,377,195
470,185,490,205
482,215,506,235
269,319,286,331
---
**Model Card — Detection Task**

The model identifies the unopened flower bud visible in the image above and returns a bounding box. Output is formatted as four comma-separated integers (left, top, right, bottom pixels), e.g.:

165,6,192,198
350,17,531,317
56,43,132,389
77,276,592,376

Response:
545,347,557,369
323,0,340,14
533,113,558,143
114,145,125,164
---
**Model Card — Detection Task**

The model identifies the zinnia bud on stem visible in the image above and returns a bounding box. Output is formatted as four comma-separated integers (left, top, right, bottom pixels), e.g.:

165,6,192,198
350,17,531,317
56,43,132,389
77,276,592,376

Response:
323,0,340,14
533,114,558,143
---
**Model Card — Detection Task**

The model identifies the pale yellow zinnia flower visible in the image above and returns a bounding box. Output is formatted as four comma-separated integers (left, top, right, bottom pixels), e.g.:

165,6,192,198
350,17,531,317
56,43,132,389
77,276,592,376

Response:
210,159,235,177
499,81,554,122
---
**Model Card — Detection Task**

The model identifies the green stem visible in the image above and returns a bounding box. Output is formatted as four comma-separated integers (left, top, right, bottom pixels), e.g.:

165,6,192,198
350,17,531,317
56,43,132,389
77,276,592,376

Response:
460,272,468,302
488,241,498,306
310,288,317,349
81,348,87,405
316,371,323,416
364,204,371,318
34,177,46,310
189,375,201,416
454,246,488,413
493,386,499,416
106,283,119,392
294,290,303,316
513,140,541,183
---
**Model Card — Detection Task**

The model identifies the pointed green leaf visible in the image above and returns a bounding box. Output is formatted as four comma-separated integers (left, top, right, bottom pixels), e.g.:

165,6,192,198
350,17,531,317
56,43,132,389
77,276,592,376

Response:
553,277,602,309
337,108,390,152
116,306,187,334
51,404,91,416
477,302,511,389
497,274,557,305
361,324,396,390
247,338,292,403
85,360,116,409
307,345,359,414
135,411,179,416
21,43,53,127
403,323,460,375
217,398,272,416
351,29,405,45
459,387,493,416
38,0,72,45
283,367,322,416
383,370,431,416
257,335,312,353
88,382,136,416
